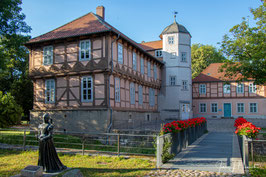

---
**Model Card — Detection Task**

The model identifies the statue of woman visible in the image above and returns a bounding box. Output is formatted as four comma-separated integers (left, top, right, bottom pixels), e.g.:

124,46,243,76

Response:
38,113,66,173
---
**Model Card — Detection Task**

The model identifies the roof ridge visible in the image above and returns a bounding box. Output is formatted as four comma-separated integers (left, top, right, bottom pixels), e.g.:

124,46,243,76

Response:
30,12,95,41
91,13,112,30
141,40,162,44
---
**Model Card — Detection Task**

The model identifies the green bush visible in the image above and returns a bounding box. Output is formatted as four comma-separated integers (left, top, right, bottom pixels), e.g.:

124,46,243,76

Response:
0,91,23,127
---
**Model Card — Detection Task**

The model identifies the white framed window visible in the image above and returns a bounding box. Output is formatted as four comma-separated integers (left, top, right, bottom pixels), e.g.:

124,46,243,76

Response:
199,103,207,113
154,64,157,80
199,84,206,94
171,52,176,59
170,76,176,86
223,84,231,94
147,61,151,77
45,79,55,103
118,43,123,64
168,36,174,44
130,82,135,105
140,58,144,74
155,50,162,57
133,52,137,70
250,103,257,113
138,85,143,105
149,88,155,107
182,80,188,90
81,76,93,102
79,40,91,61
181,52,187,62
211,103,218,113
249,83,256,93
43,46,53,65
237,103,245,113
237,83,244,93
115,77,120,102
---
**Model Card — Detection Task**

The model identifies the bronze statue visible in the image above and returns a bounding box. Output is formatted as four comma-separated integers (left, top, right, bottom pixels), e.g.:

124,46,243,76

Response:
38,113,66,172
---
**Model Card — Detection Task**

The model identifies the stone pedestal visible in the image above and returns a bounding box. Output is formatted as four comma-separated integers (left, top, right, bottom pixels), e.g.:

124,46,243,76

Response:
21,166,43,177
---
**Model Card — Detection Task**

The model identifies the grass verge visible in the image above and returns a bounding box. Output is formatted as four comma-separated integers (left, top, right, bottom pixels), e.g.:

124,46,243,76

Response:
0,149,155,177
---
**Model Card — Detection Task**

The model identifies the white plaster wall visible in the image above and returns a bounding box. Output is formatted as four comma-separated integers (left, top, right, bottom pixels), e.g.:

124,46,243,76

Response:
159,32,193,120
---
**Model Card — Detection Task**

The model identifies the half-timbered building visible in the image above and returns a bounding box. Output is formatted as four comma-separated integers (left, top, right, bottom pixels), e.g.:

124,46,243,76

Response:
25,6,164,132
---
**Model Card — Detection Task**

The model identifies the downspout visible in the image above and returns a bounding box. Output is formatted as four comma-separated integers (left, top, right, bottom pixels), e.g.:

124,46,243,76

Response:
107,33,120,133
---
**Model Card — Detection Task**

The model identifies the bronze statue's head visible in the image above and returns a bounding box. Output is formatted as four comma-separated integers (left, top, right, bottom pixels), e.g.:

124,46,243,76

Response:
43,113,50,123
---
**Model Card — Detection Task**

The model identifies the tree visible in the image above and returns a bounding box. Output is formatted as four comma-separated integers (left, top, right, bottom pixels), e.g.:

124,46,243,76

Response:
0,91,23,128
191,44,225,78
220,1,266,85
0,0,33,117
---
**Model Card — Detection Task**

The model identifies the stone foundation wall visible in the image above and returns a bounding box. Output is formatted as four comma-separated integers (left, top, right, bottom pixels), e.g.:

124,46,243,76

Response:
30,109,110,132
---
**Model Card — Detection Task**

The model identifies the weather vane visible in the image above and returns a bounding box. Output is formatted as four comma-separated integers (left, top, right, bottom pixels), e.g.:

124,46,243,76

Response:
173,11,178,22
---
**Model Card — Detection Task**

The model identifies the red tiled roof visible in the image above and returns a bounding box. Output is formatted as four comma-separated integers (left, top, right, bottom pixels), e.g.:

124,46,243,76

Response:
27,13,110,43
26,12,164,65
192,63,243,82
139,40,162,51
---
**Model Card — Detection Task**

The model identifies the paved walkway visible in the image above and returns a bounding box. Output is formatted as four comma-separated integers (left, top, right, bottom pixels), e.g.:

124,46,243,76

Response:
161,131,244,175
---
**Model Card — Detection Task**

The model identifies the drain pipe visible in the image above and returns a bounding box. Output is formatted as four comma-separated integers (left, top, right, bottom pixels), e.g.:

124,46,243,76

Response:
107,33,120,133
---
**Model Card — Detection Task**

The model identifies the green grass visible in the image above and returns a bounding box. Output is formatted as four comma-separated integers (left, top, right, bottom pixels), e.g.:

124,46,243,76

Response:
0,149,154,177
249,166,266,177
0,130,155,155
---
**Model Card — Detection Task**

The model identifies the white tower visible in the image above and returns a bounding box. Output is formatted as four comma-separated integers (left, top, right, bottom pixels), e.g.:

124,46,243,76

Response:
158,19,192,120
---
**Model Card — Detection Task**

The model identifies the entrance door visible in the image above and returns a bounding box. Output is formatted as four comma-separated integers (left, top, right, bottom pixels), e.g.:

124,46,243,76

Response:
224,103,231,117
181,103,189,120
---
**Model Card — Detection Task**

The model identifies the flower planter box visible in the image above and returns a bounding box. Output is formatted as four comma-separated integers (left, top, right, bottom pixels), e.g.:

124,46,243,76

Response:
181,130,188,150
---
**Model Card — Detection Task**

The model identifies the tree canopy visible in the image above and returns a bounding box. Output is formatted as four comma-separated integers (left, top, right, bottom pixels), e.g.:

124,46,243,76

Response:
220,1,266,85
0,0,33,119
191,44,225,78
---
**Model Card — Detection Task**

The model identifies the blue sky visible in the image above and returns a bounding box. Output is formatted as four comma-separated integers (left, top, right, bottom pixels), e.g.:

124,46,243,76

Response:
21,0,261,48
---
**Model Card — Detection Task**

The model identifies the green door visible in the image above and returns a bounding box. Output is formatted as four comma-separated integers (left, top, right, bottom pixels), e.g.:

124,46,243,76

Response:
224,103,231,117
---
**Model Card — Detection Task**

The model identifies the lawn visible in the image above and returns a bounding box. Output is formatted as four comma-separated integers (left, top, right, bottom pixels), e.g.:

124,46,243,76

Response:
0,149,155,177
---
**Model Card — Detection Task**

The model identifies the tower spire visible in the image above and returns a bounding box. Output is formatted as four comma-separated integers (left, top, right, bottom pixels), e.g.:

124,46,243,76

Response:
173,11,178,23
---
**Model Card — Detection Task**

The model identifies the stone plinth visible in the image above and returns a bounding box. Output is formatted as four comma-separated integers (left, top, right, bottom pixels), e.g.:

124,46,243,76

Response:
21,165,43,177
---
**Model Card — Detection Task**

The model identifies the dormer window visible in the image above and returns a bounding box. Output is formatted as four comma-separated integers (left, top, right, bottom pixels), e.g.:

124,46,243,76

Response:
79,40,91,61
168,36,174,44
43,46,53,65
155,50,163,57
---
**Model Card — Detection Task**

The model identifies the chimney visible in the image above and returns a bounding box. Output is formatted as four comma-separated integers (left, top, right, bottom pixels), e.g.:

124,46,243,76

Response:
96,6,105,20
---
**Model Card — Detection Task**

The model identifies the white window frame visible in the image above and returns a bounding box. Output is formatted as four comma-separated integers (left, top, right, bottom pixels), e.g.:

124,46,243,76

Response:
249,83,256,93
115,77,120,102
237,103,245,113
181,52,187,62
79,40,91,61
149,88,155,107
140,58,144,74
45,79,55,103
199,84,206,94
223,84,231,94
138,85,143,105
249,103,258,113
130,82,135,105
43,46,53,65
154,64,157,80
170,76,176,86
132,52,137,70
182,80,188,90
211,103,218,113
168,36,174,44
237,83,244,93
155,50,163,57
199,103,207,113
147,61,151,77
118,43,123,64
81,76,93,102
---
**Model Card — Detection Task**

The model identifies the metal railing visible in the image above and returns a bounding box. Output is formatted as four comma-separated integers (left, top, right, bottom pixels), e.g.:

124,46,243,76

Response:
238,133,266,173
0,128,156,156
